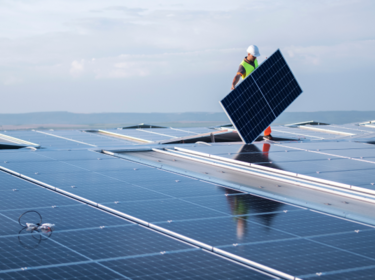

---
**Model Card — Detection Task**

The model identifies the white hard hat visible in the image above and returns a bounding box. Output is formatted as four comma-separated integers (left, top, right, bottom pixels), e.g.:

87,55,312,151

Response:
247,45,260,57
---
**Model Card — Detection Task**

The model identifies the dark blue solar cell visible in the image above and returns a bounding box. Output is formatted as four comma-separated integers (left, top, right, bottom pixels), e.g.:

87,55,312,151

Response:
0,214,22,237
311,230,375,259
161,216,295,246
2,161,88,175
100,250,275,280
34,150,114,161
24,171,123,189
0,263,124,280
224,238,375,276
246,210,370,237
221,49,303,143
0,150,54,163
0,233,86,270
126,180,233,198
105,198,226,223
66,183,170,203
305,266,375,279
63,158,149,172
182,194,299,216
3,205,132,233
0,188,80,211
0,172,41,191
98,169,193,185
52,226,191,260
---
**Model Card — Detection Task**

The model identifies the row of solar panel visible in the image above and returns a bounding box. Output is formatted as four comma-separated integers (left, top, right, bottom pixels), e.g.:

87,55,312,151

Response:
1,149,375,279
179,142,375,188
0,127,213,149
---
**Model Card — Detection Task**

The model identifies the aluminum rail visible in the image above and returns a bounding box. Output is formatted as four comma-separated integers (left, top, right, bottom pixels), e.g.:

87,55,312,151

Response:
174,146,375,197
0,164,298,280
296,126,356,136
0,133,39,147
149,148,375,206
95,130,152,143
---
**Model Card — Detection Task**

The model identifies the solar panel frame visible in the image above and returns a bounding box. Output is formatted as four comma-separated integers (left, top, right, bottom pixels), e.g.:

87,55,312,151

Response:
220,49,303,144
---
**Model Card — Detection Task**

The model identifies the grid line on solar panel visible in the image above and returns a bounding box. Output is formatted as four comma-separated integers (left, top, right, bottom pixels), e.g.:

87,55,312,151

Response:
0,263,127,280
100,250,276,280
224,238,375,276
5,155,375,278
298,265,375,279
221,49,302,143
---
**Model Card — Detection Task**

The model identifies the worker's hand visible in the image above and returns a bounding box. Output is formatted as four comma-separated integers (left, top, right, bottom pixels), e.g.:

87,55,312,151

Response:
231,85,235,90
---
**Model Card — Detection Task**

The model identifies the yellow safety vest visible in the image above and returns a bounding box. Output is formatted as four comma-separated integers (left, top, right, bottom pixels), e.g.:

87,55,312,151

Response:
240,59,258,79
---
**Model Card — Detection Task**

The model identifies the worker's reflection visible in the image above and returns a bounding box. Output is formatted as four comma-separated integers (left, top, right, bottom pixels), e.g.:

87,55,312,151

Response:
224,143,282,240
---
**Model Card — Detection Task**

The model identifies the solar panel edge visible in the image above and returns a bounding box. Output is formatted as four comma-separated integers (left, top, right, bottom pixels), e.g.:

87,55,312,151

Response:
278,49,304,96
219,101,246,143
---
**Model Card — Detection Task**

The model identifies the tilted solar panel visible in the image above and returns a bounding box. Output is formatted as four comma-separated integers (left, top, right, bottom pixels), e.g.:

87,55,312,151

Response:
220,49,303,144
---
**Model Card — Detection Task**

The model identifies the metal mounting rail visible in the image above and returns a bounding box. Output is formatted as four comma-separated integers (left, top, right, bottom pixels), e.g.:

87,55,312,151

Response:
146,148,375,206
95,130,152,143
0,133,39,147
296,126,356,136
0,164,298,280
173,146,375,198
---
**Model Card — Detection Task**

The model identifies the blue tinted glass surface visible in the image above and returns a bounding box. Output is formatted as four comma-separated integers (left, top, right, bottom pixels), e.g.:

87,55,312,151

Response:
246,210,370,237
3,161,88,175
46,130,135,146
2,131,89,149
128,180,233,198
2,205,132,233
0,172,40,191
182,194,298,216
101,250,275,280
66,183,171,203
0,263,124,280
64,158,150,172
0,150,54,163
25,172,123,189
52,226,190,260
224,239,375,276
0,188,80,210
309,169,375,187
0,214,22,237
161,216,295,246
308,267,375,279
99,169,185,184
0,233,86,270
106,198,226,223
312,230,375,259
35,150,113,161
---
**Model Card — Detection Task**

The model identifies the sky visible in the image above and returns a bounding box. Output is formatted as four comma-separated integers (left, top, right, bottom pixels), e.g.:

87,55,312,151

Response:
0,0,374,113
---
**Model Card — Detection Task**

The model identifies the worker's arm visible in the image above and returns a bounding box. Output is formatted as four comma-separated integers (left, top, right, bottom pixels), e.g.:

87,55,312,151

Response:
231,73,242,90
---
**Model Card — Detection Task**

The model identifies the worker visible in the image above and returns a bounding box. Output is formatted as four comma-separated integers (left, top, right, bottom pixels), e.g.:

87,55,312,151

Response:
231,45,272,140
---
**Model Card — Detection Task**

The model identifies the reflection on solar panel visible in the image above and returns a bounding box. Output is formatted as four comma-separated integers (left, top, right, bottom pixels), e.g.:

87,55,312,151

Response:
221,49,303,143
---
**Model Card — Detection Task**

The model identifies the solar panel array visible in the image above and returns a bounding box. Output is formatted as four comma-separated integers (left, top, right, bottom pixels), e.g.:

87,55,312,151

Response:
221,49,303,143
2,109,375,278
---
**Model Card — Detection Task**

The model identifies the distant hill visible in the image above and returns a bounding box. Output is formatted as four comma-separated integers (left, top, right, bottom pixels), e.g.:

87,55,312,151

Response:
0,111,374,127
274,111,375,125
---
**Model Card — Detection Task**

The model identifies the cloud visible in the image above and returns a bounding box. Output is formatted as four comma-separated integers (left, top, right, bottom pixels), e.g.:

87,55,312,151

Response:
0,0,374,113
284,40,375,72
69,59,85,77
2,76,22,85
